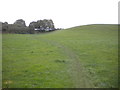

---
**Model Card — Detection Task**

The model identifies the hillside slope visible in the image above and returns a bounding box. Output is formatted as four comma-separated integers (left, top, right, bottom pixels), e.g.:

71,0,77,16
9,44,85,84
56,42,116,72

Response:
2,24,118,88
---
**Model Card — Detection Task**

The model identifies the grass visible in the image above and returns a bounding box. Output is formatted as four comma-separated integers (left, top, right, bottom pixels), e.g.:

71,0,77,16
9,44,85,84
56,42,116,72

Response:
2,24,118,88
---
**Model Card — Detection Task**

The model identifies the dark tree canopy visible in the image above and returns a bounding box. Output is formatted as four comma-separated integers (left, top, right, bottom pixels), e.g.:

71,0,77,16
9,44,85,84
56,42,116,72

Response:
14,19,26,27
2,22,8,32
2,19,57,34
29,19,55,31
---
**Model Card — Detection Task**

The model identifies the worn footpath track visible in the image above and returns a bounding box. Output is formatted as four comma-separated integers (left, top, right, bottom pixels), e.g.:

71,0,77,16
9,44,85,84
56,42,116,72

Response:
42,38,94,88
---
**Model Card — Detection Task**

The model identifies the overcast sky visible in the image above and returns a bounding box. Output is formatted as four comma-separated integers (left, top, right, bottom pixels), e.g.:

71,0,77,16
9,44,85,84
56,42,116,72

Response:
0,0,119,28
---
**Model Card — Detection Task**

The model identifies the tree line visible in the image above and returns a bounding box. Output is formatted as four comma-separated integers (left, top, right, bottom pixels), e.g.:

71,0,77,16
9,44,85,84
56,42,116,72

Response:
2,19,62,34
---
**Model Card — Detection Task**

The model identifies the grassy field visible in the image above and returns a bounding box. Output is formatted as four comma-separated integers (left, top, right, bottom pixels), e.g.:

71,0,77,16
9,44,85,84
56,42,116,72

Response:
2,24,118,88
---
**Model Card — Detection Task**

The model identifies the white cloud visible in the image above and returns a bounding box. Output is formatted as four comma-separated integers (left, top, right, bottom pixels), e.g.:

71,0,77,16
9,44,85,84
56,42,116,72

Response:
0,0,119,28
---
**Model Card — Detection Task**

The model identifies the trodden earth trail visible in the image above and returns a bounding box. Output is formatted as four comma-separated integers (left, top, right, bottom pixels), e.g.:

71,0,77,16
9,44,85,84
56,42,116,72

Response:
42,38,95,88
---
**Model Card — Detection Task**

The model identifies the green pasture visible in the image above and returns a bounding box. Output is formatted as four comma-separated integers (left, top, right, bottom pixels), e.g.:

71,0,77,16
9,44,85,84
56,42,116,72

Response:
2,24,118,88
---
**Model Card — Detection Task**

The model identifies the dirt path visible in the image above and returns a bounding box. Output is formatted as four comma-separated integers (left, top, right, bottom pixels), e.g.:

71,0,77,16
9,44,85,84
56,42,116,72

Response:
42,39,94,88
